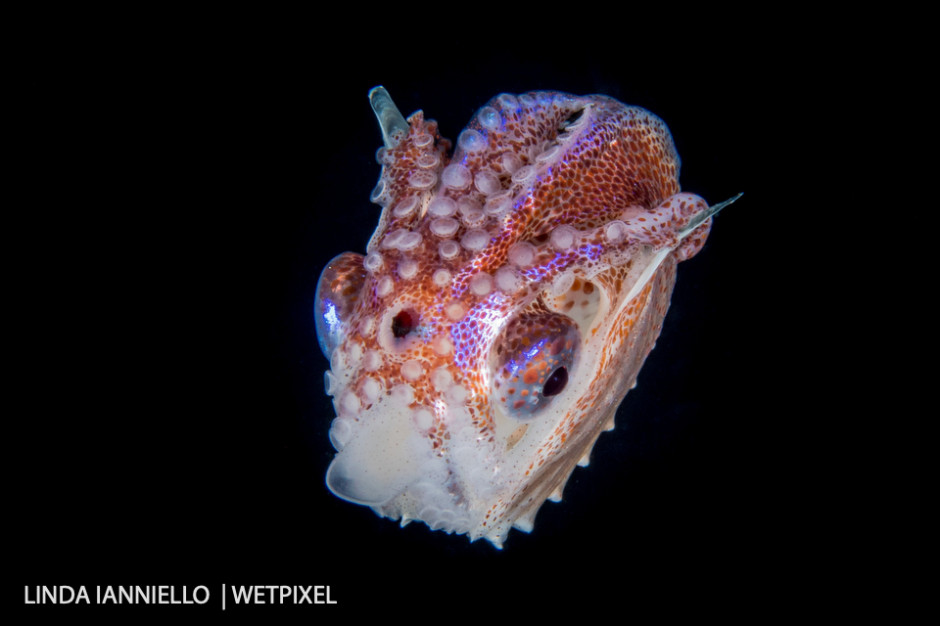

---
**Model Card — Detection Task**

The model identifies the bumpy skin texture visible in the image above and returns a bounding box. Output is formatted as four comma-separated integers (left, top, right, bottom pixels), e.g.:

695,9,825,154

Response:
315,91,715,548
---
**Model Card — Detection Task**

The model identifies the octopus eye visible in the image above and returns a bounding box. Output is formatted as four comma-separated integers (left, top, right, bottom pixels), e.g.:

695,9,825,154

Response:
391,309,416,338
490,312,580,421
314,252,366,358
542,366,568,397
563,109,583,125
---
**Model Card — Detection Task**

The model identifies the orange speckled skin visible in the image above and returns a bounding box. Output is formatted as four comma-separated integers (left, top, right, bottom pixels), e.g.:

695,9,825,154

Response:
315,91,716,547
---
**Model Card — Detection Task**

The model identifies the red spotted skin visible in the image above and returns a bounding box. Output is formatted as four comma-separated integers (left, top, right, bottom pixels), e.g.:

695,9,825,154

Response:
315,90,717,547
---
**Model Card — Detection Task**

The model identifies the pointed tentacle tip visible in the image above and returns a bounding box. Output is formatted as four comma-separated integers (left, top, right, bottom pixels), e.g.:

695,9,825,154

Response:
679,192,743,240
369,85,409,149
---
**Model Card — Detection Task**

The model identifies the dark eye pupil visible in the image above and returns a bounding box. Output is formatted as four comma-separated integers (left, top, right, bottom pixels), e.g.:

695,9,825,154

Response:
542,367,568,397
391,310,414,338
563,109,584,126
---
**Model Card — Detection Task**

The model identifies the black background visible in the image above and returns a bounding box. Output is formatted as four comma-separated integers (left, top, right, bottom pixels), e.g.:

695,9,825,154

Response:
11,18,830,618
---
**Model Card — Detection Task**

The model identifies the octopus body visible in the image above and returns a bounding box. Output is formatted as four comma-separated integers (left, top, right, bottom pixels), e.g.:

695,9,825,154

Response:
315,88,736,548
